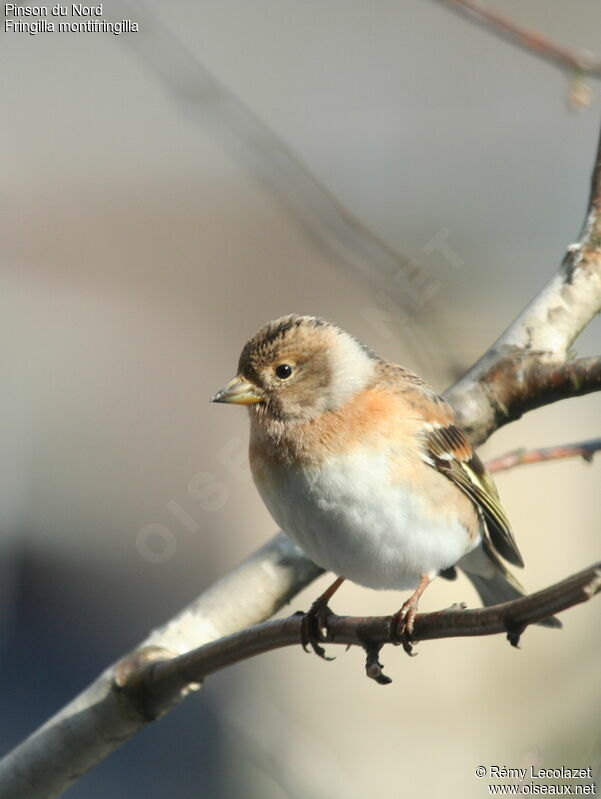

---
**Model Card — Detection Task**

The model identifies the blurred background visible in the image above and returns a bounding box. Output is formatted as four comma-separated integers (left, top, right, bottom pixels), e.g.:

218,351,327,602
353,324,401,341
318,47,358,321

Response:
1,1,601,796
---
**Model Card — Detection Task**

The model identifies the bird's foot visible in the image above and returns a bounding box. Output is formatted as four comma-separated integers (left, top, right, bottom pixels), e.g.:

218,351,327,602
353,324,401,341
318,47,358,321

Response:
389,574,432,655
299,576,345,660
389,599,418,656
300,599,335,660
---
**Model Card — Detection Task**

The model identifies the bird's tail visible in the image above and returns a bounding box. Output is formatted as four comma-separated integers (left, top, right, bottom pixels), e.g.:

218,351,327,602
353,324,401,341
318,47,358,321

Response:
458,541,561,629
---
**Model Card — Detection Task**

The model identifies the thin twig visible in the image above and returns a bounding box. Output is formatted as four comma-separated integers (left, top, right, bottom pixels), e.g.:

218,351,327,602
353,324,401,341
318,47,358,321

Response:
121,2,449,369
486,438,601,473
438,0,601,76
118,562,601,703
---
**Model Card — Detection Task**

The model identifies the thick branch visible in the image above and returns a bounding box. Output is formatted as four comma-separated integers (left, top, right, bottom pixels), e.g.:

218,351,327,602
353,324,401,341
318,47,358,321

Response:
0,535,322,799
455,355,601,442
119,563,601,704
445,125,601,445
438,0,601,76
486,437,601,473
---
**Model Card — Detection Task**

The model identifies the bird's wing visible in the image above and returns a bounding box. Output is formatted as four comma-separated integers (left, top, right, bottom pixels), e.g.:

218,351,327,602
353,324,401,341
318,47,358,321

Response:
373,360,524,568
419,410,524,567
422,418,523,563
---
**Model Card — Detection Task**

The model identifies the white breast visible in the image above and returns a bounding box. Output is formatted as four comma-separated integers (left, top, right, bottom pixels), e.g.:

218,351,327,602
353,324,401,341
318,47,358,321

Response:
253,447,475,591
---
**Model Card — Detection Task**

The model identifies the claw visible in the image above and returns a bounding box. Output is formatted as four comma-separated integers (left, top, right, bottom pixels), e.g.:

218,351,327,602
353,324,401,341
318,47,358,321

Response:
300,601,335,660
505,619,526,648
364,643,392,685
389,610,417,656
298,576,345,660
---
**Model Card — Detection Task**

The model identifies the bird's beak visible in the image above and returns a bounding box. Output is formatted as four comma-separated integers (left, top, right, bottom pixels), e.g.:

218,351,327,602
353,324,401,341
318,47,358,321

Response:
211,375,264,405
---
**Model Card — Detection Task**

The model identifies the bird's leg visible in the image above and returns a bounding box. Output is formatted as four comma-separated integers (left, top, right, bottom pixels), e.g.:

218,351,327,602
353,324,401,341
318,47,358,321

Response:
390,574,432,645
300,576,345,659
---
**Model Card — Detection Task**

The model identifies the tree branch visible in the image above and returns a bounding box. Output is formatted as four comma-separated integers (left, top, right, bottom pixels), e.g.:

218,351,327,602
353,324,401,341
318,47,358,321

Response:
118,562,601,701
455,355,601,444
0,535,323,799
437,0,601,76
486,437,601,473
445,123,601,446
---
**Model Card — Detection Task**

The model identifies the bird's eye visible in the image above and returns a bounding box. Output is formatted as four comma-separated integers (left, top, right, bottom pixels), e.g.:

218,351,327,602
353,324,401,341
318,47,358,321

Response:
275,363,293,380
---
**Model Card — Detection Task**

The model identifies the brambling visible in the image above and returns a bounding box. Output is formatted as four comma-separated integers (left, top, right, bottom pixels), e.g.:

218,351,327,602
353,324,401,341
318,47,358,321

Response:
212,315,559,649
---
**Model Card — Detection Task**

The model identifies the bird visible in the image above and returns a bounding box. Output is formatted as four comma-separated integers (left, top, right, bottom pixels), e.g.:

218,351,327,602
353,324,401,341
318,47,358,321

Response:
211,314,560,652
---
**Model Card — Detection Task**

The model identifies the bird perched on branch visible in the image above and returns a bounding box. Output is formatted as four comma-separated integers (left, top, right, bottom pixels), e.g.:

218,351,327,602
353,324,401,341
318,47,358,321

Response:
212,315,559,652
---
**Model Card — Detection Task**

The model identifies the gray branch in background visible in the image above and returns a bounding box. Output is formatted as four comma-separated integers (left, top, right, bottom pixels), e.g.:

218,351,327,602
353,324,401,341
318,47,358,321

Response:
121,1,448,370
123,3,417,291
437,0,601,77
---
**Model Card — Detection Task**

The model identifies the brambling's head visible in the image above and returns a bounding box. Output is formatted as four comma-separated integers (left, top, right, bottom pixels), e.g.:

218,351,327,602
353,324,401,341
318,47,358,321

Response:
211,315,377,423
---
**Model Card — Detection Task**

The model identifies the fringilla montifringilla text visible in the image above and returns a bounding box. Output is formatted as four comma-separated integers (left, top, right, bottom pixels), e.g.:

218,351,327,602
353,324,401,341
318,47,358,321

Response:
212,315,559,638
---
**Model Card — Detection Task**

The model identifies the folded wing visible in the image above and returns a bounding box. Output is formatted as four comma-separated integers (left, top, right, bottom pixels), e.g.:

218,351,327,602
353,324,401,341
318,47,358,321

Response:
420,415,524,568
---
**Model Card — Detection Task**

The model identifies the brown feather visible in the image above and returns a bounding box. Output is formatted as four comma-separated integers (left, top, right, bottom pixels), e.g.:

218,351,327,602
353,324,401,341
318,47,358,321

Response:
419,421,525,568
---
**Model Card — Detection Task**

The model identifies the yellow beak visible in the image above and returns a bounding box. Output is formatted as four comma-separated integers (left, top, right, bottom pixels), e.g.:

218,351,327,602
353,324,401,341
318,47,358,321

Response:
211,375,264,405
